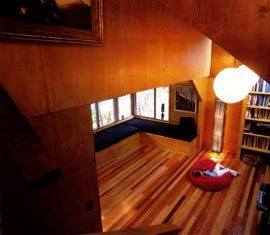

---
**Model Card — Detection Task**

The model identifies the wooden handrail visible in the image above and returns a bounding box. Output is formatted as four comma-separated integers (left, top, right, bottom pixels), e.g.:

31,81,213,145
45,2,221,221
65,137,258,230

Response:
82,224,180,235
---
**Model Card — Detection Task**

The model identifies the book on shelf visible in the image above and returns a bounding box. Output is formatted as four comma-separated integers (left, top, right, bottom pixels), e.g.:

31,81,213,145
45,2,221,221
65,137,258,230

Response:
244,123,251,132
242,135,270,150
243,122,270,135
245,109,251,118
247,94,270,107
246,108,270,119
253,123,270,135
252,77,270,92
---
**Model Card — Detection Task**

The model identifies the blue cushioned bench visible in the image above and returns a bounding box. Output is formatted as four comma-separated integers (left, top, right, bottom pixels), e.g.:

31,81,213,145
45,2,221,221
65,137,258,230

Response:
94,117,197,153
123,117,197,142
94,124,139,152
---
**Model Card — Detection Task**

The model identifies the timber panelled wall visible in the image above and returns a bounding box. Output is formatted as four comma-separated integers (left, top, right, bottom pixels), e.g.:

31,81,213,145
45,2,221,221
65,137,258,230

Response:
158,0,270,83
0,0,211,234
202,43,242,153
0,0,211,118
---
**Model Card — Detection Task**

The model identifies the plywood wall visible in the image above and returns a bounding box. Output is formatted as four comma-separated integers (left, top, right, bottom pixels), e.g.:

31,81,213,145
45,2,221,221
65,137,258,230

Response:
202,43,242,153
203,77,242,153
192,76,208,149
193,0,270,82
0,0,211,119
29,106,102,234
159,0,270,83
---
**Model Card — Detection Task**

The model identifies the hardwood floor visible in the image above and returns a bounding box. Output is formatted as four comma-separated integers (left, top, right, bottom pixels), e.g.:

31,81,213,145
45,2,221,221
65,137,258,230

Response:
97,144,270,234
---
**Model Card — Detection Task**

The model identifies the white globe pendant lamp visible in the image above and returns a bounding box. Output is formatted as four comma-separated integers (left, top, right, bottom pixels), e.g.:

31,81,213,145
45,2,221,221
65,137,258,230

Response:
213,68,251,103
213,65,259,104
237,64,259,89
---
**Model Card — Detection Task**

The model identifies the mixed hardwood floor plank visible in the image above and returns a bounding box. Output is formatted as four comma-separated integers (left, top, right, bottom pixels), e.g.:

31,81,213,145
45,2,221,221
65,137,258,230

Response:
97,144,269,234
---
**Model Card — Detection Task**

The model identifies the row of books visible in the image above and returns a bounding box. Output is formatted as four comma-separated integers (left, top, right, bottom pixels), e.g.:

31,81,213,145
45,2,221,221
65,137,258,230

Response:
251,78,270,92
246,108,270,119
242,135,270,150
244,122,270,135
247,94,270,107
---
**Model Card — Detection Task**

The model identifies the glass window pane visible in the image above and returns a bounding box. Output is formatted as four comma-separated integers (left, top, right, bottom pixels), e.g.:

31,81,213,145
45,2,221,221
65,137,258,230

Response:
90,103,98,130
118,95,131,120
156,86,169,121
98,99,115,127
136,89,154,118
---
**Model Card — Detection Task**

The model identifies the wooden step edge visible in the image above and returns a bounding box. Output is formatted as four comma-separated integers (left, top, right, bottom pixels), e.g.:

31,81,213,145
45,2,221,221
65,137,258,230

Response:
82,224,180,235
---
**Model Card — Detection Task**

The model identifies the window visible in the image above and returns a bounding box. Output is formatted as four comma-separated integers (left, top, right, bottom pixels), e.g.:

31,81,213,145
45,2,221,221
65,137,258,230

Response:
98,99,115,127
118,94,131,120
135,86,169,121
90,87,169,131
136,89,155,118
91,94,132,130
156,86,169,120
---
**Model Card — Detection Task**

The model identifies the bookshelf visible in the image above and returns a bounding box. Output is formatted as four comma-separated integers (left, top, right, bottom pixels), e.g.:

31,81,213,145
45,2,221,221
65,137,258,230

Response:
237,78,270,158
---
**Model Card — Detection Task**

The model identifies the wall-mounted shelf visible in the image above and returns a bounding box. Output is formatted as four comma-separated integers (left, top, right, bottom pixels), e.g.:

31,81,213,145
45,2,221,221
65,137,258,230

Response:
241,145,270,154
247,105,270,110
245,117,270,123
249,92,270,95
243,132,270,139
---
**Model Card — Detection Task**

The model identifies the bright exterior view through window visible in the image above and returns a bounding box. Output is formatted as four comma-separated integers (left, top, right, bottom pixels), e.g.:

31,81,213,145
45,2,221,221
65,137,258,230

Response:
91,94,132,130
136,89,155,118
91,87,169,130
98,99,115,127
156,86,169,120
136,86,169,121
118,94,131,120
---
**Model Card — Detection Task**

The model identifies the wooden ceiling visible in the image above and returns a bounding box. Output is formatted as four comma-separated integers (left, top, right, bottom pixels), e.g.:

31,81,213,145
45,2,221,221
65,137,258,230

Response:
158,0,270,83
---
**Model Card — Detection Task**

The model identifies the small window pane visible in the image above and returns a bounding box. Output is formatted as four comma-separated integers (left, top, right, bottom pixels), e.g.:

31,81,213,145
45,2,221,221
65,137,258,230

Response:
98,99,115,127
118,95,131,120
136,89,154,118
90,103,98,130
156,87,169,121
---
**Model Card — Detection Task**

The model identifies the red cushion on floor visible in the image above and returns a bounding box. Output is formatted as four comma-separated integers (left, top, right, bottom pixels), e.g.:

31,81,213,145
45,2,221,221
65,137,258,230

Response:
189,159,233,191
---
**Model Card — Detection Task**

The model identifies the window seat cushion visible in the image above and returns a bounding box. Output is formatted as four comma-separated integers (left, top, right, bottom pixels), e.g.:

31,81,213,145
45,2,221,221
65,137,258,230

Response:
94,124,139,152
123,118,197,142
94,117,197,153
122,118,169,135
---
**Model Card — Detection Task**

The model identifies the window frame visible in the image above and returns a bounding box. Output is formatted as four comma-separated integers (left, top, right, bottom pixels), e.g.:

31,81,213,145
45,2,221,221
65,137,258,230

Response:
91,94,133,131
134,88,155,119
97,98,116,128
118,94,133,120
91,87,169,132
134,86,169,122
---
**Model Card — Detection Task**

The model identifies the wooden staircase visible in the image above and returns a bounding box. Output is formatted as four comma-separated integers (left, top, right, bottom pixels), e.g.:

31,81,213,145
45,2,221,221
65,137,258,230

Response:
157,0,270,83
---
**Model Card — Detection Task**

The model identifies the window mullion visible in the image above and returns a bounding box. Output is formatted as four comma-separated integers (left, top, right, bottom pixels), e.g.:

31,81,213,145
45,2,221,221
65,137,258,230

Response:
131,93,136,116
114,98,119,122
154,88,157,119
95,103,100,128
